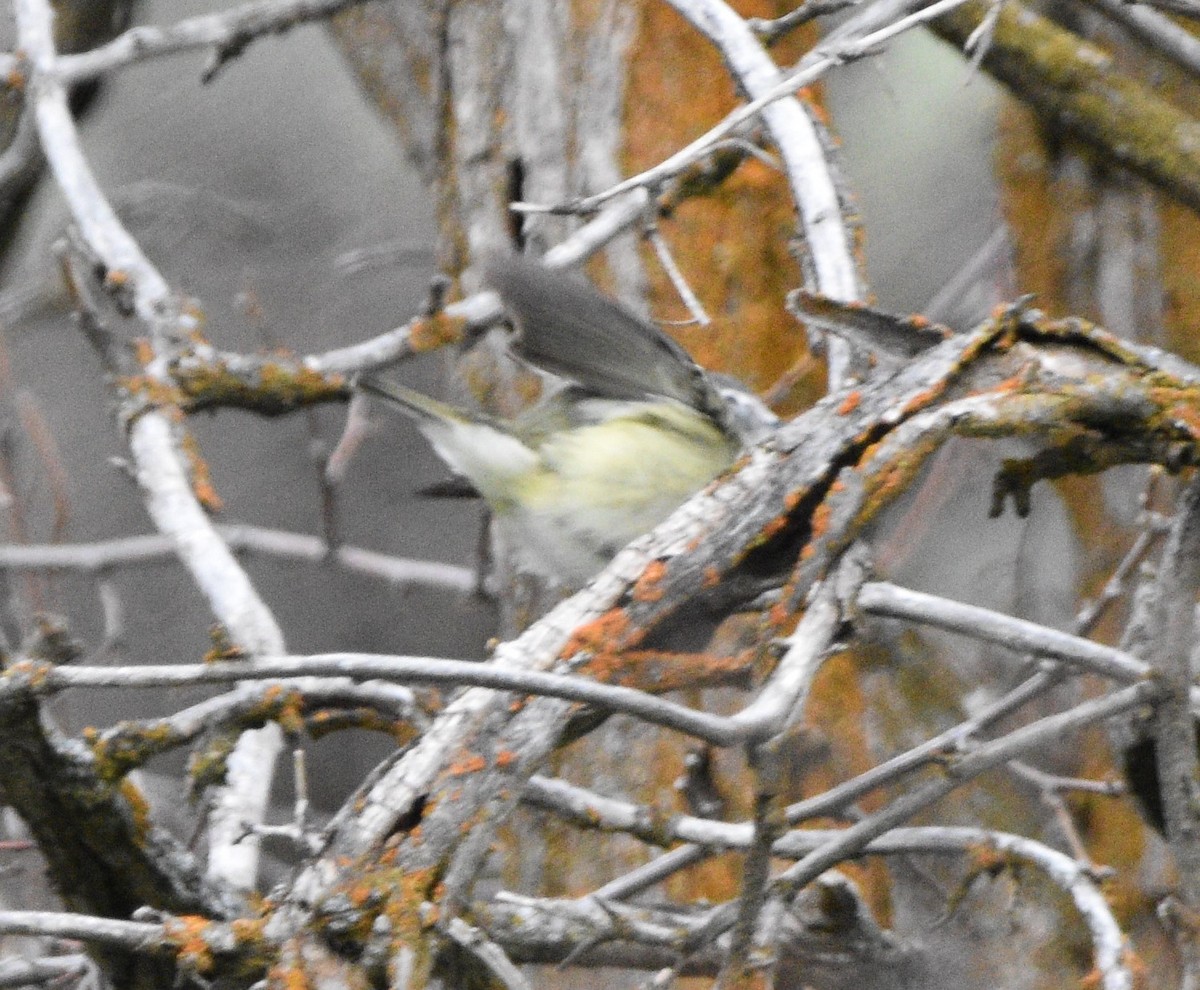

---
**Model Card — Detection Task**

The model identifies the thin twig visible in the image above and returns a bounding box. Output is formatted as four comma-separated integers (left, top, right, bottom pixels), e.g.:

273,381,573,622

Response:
444,917,534,990
21,0,379,85
243,749,323,854
0,911,165,952
748,0,861,43
645,225,710,326
672,684,1149,989
512,0,974,220
4,653,745,746
0,524,475,595
0,953,92,989
774,683,1155,892
858,581,1149,682
1006,761,1117,870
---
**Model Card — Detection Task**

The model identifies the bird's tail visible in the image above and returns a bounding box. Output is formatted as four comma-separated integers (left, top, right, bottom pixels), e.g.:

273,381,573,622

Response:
356,373,467,425
356,373,538,499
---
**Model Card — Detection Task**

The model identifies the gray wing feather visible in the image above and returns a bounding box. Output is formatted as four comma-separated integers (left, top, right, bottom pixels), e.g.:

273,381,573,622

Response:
485,253,714,411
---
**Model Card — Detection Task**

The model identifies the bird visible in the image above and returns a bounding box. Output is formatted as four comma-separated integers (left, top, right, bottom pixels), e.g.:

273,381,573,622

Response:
357,253,775,587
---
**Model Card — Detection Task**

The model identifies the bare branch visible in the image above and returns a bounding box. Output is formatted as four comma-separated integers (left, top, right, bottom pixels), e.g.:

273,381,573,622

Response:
858,581,1150,682
0,911,164,952
4,653,750,746
932,0,1200,214
14,0,288,888
0,954,93,989
1083,0,1200,78
18,0,379,85
87,678,425,779
771,682,1157,894
444,917,533,990
0,524,474,594
514,0,972,220
668,683,1153,966
748,0,861,43
485,823,1131,988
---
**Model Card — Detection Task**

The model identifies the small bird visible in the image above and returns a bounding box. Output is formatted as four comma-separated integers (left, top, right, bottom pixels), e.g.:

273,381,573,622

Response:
358,254,774,586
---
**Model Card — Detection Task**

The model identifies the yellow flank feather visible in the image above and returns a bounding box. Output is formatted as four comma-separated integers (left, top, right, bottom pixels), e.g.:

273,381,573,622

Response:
364,376,738,584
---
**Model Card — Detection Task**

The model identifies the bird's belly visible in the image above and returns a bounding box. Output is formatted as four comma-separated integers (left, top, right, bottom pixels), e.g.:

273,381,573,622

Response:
503,418,736,584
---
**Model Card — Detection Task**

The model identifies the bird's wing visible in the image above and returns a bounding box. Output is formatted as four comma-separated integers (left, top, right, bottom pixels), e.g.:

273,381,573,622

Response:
485,252,717,412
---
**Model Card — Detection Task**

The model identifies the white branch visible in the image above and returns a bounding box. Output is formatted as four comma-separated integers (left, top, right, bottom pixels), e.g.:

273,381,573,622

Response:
519,771,1131,990
666,0,861,300
858,581,1150,682
8,652,752,746
49,0,375,84
13,0,288,891
0,911,164,952
0,524,474,594
514,0,973,223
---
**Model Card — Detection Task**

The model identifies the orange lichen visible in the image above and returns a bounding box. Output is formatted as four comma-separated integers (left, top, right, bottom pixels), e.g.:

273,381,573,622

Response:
631,559,668,602
273,691,306,735
809,500,832,541
495,749,517,768
580,647,753,692
117,374,186,410
561,608,633,657
253,362,346,406
166,916,216,975
756,513,790,544
447,754,487,776
230,917,266,943
703,565,722,588
1158,396,1200,438
267,964,311,990
837,390,862,415
408,313,468,353
180,432,224,513
899,383,949,418
348,878,374,902
119,778,152,843
204,624,246,663
131,338,155,366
